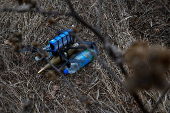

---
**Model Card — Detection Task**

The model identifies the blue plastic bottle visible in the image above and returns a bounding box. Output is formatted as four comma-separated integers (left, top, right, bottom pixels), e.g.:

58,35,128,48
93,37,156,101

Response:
63,48,97,74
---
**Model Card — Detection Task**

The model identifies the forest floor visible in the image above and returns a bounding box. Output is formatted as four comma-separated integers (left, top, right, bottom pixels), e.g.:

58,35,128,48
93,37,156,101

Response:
0,0,170,113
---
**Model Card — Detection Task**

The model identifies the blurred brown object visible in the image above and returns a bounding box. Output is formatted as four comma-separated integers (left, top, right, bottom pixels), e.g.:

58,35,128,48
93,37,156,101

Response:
11,43,20,53
17,0,23,5
124,42,170,91
41,49,49,58
48,18,56,25
13,33,22,41
46,70,57,81
31,41,40,47
124,42,149,71
72,28,79,33
79,95,92,107
8,37,19,45
149,45,170,89
36,53,42,58
8,33,22,45
30,0,37,9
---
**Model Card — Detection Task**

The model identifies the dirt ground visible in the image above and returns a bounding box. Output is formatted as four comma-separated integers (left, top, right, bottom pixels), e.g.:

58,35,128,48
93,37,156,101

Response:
0,0,170,113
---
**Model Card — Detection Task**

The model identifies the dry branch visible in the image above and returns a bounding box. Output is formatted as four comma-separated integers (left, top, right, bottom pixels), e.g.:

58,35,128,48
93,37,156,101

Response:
96,0,102,33
2,5,70,17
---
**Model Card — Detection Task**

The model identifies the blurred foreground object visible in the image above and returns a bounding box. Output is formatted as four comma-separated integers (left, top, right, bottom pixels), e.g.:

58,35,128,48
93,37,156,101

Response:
46,70,57,81
124,42,170,91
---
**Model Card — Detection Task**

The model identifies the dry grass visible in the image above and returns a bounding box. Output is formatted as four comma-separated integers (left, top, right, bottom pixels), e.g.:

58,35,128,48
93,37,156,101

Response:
0,0,170,113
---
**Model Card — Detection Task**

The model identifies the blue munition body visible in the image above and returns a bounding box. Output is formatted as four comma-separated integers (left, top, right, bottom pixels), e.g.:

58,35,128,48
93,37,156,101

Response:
49,29,73,52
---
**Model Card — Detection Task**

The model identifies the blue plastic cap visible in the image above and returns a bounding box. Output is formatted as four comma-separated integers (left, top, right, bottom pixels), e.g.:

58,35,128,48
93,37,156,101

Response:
64,69,68,74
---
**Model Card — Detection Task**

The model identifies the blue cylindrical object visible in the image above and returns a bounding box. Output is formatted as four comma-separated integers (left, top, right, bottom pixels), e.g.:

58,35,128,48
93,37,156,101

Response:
49,29,73,52
63,48,97,74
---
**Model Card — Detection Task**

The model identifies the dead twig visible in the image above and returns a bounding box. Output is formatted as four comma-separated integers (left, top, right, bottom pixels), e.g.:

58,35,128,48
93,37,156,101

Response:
2,6,70,17
96,0,102,33
131,92,149,113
